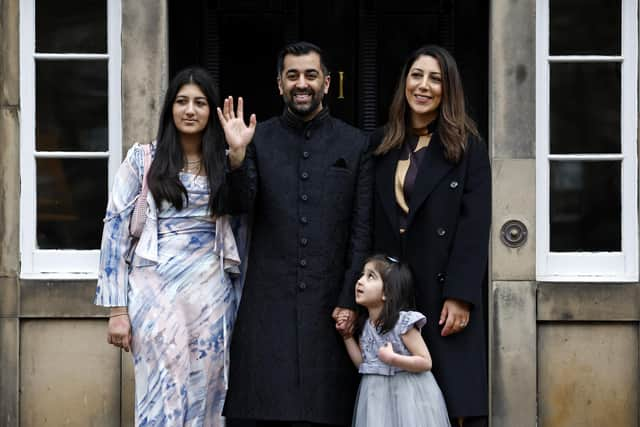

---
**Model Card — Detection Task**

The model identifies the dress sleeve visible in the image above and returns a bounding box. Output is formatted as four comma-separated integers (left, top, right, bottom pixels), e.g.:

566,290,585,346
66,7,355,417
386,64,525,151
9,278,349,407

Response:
94,144,144,307
396,311,427,335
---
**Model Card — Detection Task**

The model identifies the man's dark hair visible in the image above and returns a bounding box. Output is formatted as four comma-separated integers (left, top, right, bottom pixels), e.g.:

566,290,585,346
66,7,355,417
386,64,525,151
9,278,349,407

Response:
276,41,329,77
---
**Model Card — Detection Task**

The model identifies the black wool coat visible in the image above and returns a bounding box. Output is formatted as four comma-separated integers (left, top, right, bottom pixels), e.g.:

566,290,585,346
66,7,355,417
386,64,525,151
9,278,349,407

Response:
371,129,490,418
224,109,372,425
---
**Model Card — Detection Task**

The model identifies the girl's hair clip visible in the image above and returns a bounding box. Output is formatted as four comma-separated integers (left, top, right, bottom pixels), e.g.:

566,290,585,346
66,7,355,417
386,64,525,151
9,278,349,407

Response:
386,256,400,264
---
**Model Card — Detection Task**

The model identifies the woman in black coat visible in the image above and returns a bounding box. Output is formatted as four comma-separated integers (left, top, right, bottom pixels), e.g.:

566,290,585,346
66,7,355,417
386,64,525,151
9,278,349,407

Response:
370,45,490,426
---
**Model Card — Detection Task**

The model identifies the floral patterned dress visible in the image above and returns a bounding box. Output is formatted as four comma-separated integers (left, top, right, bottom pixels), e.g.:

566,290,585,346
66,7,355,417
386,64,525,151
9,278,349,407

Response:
95,143,241,427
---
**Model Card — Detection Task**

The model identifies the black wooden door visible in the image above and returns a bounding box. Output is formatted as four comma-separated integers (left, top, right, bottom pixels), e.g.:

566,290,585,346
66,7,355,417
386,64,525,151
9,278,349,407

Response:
170,0,488,134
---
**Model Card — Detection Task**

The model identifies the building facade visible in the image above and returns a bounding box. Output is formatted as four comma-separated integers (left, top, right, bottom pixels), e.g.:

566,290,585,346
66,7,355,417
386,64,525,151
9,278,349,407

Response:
0,0,638,425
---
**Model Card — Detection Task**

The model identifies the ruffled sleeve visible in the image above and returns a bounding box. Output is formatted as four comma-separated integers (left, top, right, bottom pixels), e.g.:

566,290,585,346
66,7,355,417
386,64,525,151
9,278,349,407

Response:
215,215,241,277
396,310,427,335
94,144,145,307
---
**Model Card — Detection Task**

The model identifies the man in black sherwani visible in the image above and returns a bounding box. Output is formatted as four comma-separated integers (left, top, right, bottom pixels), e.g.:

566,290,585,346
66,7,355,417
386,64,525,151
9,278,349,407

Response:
220,42,372,426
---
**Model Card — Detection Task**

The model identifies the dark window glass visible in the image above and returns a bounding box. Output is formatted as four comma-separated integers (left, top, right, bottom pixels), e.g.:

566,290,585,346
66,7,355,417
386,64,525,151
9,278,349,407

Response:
550,0,620,55
36,0,107,53
550,161,621,252
216,13,287,124
550,62,620,154
36,60,108,151
36,159,107,249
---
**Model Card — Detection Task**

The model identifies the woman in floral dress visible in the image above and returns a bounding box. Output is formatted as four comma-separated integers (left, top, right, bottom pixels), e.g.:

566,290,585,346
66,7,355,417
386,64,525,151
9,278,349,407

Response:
95,67,256,427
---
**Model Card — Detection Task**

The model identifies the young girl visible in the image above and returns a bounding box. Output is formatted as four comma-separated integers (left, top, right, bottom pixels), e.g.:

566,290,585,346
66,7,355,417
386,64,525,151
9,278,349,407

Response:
339,254,451,427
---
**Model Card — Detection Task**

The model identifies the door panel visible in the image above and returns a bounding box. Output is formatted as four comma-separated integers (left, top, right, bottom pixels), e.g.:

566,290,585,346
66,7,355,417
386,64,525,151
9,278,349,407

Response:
296,1,359,124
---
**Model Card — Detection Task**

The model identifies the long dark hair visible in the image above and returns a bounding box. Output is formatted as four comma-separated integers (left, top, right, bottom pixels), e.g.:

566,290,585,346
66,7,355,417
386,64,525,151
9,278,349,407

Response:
147,67,226,214
356,254,416,336
375,45,479,162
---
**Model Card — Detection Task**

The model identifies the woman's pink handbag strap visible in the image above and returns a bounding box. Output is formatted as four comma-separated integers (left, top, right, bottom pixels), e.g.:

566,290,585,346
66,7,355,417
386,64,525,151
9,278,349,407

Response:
130,143,152,238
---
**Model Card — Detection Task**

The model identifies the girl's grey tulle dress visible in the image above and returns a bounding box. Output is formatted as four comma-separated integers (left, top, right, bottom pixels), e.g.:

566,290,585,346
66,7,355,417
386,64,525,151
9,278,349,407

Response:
353,311,451,427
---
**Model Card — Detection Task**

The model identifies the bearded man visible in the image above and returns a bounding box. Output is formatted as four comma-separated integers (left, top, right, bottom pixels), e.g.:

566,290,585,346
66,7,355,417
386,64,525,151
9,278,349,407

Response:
221,41,372,427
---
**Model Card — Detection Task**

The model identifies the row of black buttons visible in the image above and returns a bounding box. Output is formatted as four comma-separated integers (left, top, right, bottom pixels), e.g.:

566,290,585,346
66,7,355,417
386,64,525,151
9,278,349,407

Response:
299,146,310,291
298,129,309,283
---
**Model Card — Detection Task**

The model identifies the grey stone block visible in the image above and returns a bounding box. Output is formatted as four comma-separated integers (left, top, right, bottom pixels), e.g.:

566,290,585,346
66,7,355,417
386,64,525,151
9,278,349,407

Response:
491,159,535,281
490,0,536,159
491,280,537,427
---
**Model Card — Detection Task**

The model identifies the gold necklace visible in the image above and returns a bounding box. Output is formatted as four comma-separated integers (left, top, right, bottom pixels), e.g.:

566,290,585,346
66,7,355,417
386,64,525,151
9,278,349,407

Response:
182,157,202,174
184,157,201,164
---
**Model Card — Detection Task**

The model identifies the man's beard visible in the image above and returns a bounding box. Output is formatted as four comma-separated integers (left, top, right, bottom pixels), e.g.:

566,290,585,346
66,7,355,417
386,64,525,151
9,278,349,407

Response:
284,87,325,118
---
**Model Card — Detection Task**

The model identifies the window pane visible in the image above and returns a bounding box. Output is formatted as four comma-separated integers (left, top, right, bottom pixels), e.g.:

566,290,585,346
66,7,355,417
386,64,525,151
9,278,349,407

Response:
36,60,108,152
550,161,620,252
37,159,107,249
550,63,620,154
36,0,107,53
550,0,620,55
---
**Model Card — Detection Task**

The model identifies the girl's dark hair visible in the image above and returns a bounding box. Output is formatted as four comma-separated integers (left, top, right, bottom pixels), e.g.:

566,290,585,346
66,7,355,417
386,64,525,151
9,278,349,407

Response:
147,67,226,215
375,45,479,163
356,254,416,336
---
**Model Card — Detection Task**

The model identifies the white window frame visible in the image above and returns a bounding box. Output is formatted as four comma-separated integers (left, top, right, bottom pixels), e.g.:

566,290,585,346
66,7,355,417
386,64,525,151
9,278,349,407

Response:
19,0,122,279
536,0,638,282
